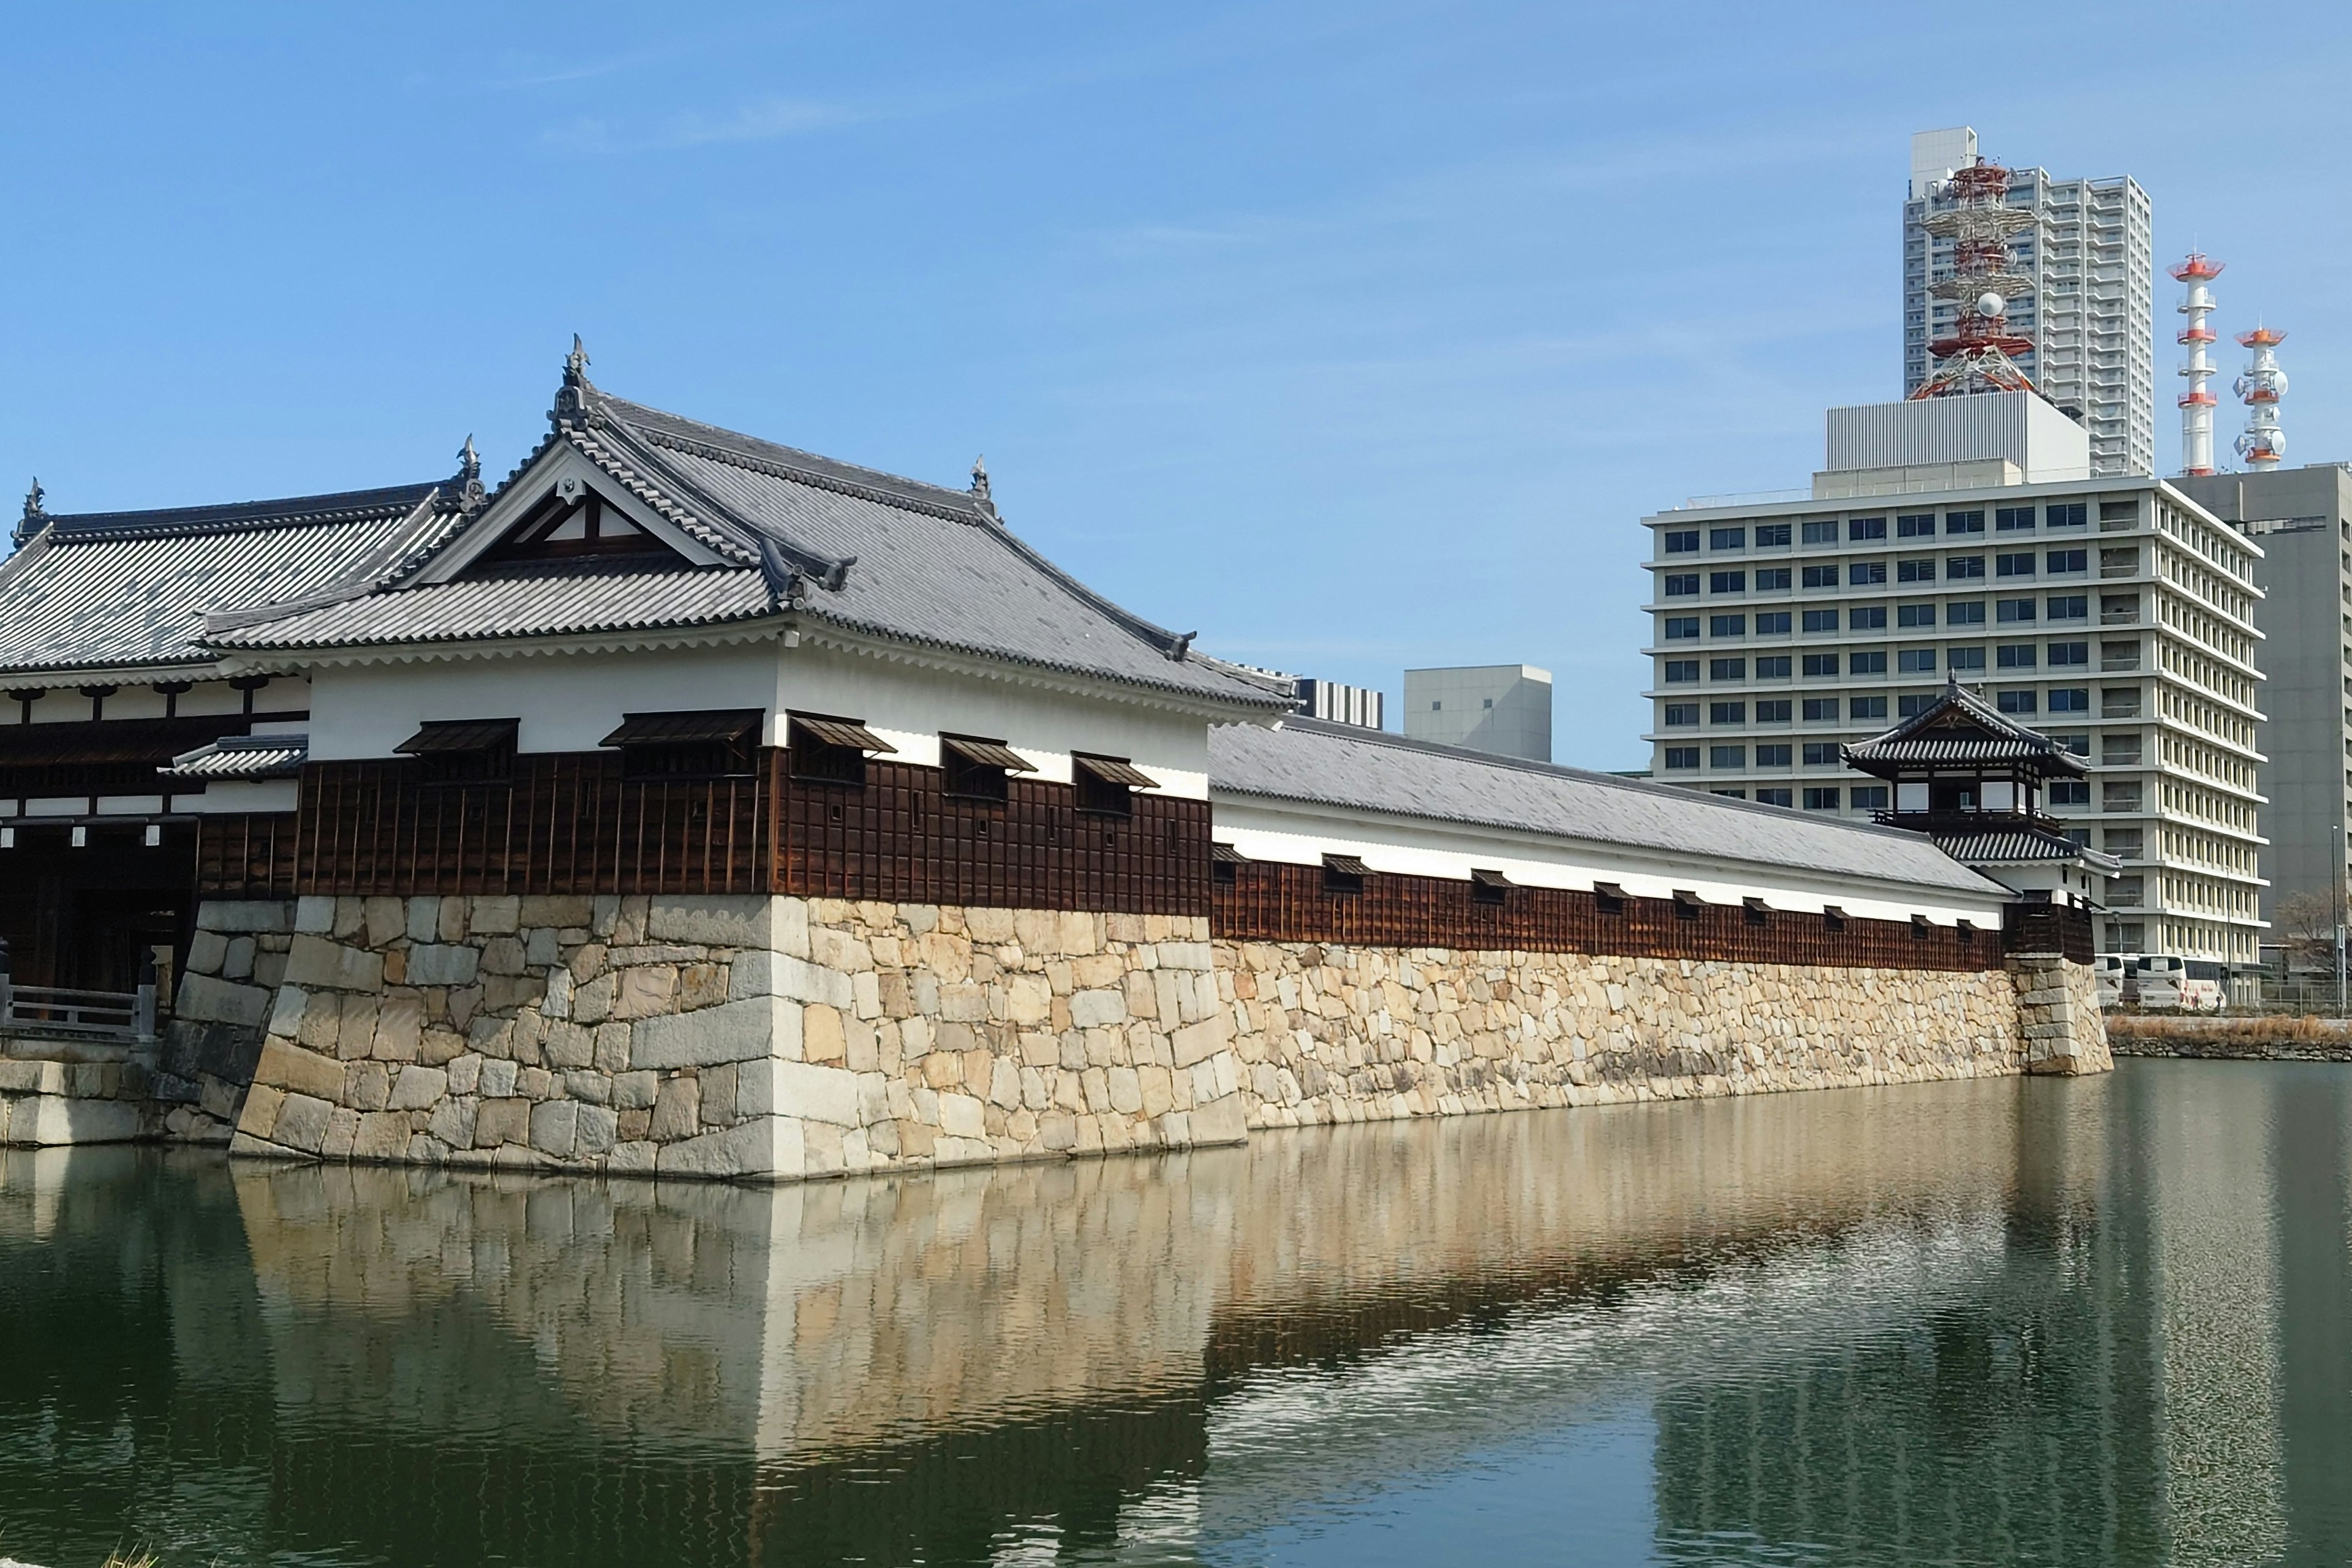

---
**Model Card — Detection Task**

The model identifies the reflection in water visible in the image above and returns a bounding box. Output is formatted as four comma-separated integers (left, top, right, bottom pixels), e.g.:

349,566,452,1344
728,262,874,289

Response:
1,1062,2348,1567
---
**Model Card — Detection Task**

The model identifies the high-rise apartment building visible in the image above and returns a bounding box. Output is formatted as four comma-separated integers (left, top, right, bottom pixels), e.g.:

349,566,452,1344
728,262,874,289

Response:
1642,393,2266,997
1904,128,2157,478
2176,465,2352,927
1404,665,1552,761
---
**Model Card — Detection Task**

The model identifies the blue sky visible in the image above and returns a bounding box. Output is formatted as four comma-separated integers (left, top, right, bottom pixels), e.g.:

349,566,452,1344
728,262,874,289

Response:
4,2,2348,769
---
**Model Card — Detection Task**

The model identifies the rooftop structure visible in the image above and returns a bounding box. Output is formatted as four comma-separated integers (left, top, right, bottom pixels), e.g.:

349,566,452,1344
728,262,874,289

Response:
1903,129,2155,478
2171,253,2223,477
1291,677,1384,730
1402,665,1551,762
2234,326,2288,470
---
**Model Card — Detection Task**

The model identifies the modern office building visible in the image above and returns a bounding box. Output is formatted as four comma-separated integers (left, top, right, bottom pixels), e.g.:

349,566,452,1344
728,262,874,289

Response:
1292,676,1385,730
1642,391,2266,993
1403,665,1552,761
2176,465,2352,925
1904,127,2157,478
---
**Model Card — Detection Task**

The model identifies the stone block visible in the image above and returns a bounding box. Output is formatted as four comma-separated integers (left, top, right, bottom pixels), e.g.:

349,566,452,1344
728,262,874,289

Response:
178,973,271,1028
238,1082,285,1139
295,895,337,934
479,1057,518,1098
335,997,380,1060
266,986,308,1039
272,1092,334,1153
388,1065,448,1110
373,993,423,1062
470,895,521,935
573,973,616,1025
656,1117,785,1178
529,1099,578,1159
405,944,480,986
197,899,294,934
804,1004,845,1063
353,1109,410,1160
575,1102,620,1156
614,964,677,1019
254,1039,347,1102
1069,989,1126,1029
631,997,775,1069
186,929,229,976
1171,1014,1232,1069
420,1028,467,1066
728,948,854,1008
613,1070,659,1109
437,897,469,943
1191,1093,1248,1146
428,1097,475,1150
405,896,440,943
643,894,768,948
648,1076,701,1142
473,1096,529,1148
344,1060,391,1111
519,894,595,929
763,1060,857,1126
284,935,384,993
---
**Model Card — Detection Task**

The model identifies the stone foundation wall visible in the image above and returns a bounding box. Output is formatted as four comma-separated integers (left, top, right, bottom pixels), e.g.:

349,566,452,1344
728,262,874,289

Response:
206,895,2108,1180
227,894,1245,1179
1215,941,2039,1126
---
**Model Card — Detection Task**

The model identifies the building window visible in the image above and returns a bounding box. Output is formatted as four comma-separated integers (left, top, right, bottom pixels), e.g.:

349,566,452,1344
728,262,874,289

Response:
2048,503,2087,528
1664,529,1699,554
1897,513,1935,538
1755,657,1792,680
1663,573,1699,597
1849,696,1887,720
1997,552,2037,578
1997,689,2038,714
1664,616,1699,639
1851,605,1887,630
943,735,1039,802
396,718,519,788
1755,611,1792,635
2105,827,2143,856
1322,854,1368,896
1710,657,1747,681
1803,653,1839,677
1801,565,1839,589
1850,650,1888,674
1757,787,1793,807
2103,733,2144,765
1898,648,1937,674
2048,595,2087,620
1755,699,1792,723
1802,609,1839,634
1075,753,1156,816
1756,744,1792,767
1997,644,2038,669
1471,869,1510,907
1803,788,1842,811
1898,694,1936,718
1663,703,1698,726
2103,781,2143,812
2050,780,2090,805
1898,559,1937,582
1710,614,1746,637
789,715,893,786
2098,500,2138,526
1711,570,1746,594
1801,698,1838,722
1852,785,1889,810
1996,507,2037,532
603,709,763,783
1947,511,1986,535
1664,747,1700,770
2102,688,2142,718
1710,745,1746,769
1709,526,1746,551
1997,598,2037,624
1850,517,1888,541
1593,881,1627,914
1801,520,1838,545
1709,701,1745,726
2048,549,2087,574
2101,641,2141,671
2049,687,2090,711
1802,742,1840,765
1663,660,1699,683
1756,522,1792,547
1898,602,1936,627
1948,600,1986,625
1755,567,1792,590
2049,642,2089,668
1850,560,1887,586
1947,556,1986,579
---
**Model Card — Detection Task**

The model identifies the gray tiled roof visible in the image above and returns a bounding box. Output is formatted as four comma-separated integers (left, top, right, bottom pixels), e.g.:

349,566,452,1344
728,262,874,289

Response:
1929,826,2120,872
1844,677,2084,775
159,733,309,781
213,377,1291,712
1209,718,2011,900
0,481,459,680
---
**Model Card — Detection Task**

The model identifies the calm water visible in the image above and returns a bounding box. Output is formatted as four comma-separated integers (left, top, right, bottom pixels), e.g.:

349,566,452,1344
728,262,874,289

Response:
4,1060,2350,1567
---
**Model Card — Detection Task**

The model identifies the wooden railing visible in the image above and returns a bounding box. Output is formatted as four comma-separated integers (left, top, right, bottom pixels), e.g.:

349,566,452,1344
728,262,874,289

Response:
0,941,157,1045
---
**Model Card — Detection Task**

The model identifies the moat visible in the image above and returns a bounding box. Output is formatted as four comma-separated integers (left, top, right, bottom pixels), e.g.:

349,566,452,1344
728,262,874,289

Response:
4,1059,2348,1567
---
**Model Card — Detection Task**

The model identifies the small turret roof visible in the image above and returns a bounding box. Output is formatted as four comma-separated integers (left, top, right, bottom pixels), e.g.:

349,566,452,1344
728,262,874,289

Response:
1842,677,2086,778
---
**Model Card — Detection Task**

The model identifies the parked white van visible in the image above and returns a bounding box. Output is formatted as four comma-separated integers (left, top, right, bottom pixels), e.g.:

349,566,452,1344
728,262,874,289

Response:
2095,954,2222,1011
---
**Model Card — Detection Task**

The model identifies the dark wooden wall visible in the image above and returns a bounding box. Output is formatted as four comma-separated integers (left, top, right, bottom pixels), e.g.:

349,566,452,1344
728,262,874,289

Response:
1209,861,2001,973
195,813,299,898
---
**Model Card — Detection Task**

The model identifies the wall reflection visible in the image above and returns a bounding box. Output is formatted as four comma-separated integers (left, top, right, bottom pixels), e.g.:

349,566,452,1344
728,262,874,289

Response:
2,1065,2348,1568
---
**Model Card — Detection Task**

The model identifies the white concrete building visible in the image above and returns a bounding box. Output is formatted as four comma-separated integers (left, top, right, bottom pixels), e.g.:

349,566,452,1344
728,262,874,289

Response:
1903,128,2156,479
1402,665,1551,761
1643,393,2267,993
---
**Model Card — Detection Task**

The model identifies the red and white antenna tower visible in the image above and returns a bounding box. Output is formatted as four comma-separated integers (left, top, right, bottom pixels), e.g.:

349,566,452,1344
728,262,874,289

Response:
2234,325,2288,469
2171,252,2223,476
1909,158,2038,399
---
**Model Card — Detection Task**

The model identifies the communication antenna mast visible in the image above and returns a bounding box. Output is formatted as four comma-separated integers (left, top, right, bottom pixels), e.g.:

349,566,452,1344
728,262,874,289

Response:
1909,158,2038,399
2171,252,2223,476
2234,325,2288,469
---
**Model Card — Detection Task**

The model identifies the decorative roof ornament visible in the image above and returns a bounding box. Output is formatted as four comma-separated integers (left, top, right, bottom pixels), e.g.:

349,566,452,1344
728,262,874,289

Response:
552,334,596,423
970,454,989,500
13,478,47,548
454,435,486,511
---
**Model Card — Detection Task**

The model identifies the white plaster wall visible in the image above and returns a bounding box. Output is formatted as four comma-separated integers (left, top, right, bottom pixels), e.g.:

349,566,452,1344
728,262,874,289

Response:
303,638,1218,798
1211,795,2009,929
